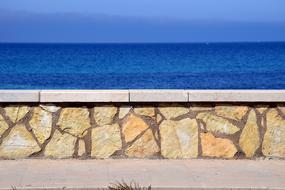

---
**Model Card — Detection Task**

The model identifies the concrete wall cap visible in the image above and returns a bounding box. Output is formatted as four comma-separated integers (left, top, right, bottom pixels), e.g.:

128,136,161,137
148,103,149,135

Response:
0,90,40,102
0,90,284,102
40,90,129,102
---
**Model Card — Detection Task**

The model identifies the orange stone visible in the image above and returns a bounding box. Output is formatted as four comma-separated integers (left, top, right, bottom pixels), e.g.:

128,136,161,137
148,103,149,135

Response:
201,132,237,158
125,129,159,158
122,114,149,143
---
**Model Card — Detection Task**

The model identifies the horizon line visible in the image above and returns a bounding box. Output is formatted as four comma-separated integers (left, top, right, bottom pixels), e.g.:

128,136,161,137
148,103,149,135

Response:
1,41,285,44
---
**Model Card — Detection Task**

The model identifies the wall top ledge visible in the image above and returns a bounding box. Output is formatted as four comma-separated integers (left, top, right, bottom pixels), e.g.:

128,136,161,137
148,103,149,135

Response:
0,90,284,103
0,90,40,102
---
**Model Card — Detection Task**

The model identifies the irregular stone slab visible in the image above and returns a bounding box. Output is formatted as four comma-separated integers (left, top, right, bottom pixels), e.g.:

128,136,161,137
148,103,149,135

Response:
239,110,260,157
215,105,248,120
57,108,90,137
134,107,155,117
78,139,85,157
122,114,149,143
263,109,285,157
39,104,60,113
91,124,122,158
93,106,117,126
126,129,159,158
45,130,77,158
119,106,131,119
197,112,240,135
160,119,198,158
29,107,53,144
159,105,189,119
0,115,9,138
201,132,237,158
4,106,30,123
0,124,41,159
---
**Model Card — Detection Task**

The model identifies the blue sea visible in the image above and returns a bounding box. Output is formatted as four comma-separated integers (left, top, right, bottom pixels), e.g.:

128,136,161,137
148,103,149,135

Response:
0,42,285,89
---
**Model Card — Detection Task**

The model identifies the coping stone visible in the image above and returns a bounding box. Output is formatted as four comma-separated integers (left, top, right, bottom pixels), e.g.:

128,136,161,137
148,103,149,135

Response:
40,90,129,102
188,90,285,102
0,90,285,103
129,90,188,102
0,90,40,102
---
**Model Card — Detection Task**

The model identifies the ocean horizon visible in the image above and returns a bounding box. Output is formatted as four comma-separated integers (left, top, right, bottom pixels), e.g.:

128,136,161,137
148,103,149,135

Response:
1,42,285,89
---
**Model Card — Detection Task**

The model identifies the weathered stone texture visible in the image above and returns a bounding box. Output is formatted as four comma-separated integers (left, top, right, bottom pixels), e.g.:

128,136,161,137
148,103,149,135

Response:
0,103,285,159
119,106,131,119
197,112,240,135
91,124,122,158
159,105,189,119
45,130,77,158
123,114,149,143
134,107,155,117
93,106,117,126
4,106,30,123
239,110,260,157
0,124,40,159
57,108,90,137
29,107,53,144
262,109,285,157
201,132,237,158
126,129,159,158
160,119,198,158
0,115,9,138
215,105,248,120
40,105,60,113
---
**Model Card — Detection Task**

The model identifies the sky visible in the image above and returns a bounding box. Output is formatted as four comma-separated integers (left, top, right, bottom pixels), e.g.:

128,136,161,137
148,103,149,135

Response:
0,0,285,42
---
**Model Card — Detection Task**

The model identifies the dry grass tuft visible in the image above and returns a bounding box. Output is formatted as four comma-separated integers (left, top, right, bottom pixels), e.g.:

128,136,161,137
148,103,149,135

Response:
106,181,151,190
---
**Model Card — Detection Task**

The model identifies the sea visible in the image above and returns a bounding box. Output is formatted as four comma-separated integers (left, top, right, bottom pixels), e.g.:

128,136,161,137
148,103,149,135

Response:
0,42,285,89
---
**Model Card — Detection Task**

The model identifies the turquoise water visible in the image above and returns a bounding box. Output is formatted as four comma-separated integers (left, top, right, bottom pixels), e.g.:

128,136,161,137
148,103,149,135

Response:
0,42,285,89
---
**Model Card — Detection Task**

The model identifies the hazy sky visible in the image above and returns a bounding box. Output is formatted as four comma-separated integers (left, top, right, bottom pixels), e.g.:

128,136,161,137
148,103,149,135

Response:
1,0,285,42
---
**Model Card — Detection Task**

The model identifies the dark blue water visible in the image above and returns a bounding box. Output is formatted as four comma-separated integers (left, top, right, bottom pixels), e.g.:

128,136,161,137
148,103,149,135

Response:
0,42,285,89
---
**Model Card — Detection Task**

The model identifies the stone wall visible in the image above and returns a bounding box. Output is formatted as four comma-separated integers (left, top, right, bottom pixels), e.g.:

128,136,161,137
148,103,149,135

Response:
0,103,285,159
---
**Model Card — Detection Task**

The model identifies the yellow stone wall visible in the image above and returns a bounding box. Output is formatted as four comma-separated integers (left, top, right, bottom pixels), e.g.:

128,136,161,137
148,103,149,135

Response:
0,103,285,159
